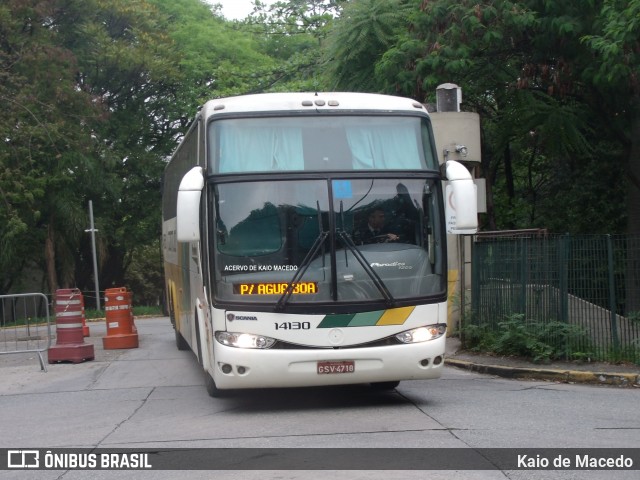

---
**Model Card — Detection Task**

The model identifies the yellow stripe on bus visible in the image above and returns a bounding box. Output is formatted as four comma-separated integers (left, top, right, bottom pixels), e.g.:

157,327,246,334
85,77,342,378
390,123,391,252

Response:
375,306,416,325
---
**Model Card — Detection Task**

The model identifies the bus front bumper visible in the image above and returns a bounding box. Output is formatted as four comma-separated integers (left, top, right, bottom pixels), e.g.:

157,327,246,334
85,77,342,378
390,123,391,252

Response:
210,336,446,390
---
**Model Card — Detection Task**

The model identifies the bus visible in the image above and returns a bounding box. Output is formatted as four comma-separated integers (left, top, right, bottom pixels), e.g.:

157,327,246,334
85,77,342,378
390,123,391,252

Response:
162,92,477,396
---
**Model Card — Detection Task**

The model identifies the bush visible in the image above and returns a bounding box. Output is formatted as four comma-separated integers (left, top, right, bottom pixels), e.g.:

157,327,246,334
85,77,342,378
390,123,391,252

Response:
461,314,593,363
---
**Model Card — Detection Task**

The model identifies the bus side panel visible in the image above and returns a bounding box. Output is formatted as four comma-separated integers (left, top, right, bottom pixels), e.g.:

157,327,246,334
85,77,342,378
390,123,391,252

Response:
186,239,207,365
162,115,202,355
163,217,193,351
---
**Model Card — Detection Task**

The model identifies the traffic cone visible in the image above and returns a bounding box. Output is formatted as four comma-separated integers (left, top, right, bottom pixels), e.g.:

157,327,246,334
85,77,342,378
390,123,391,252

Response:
48,288,95,364
102,287,139,349
80,292,90,337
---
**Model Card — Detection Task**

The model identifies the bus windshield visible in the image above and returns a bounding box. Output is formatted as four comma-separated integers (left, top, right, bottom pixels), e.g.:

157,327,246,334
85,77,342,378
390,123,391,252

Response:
208,116,437,173
212,178,445,308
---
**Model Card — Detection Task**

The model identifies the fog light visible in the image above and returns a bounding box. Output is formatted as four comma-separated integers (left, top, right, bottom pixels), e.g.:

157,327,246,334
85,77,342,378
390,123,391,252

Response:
420,358,430,367
237,366,246,374
221,363,232,374
433,355,443,365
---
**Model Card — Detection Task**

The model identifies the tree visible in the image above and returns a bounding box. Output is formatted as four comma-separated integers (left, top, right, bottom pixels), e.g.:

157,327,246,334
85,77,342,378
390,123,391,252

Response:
360,0,627,233
0,0,182,298
325,0,409,91
583,0,640,312
152,0,277,102
583,0,640,237
234,0,342,92
2,0,324,301
0,0,106,294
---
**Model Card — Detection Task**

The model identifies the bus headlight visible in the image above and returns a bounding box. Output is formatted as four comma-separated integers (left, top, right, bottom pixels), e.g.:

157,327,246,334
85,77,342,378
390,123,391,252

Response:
215,331,276,349
395,324,446,344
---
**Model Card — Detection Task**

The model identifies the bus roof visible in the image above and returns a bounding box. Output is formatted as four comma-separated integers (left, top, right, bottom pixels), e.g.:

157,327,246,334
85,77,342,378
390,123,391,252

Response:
200,92,428,119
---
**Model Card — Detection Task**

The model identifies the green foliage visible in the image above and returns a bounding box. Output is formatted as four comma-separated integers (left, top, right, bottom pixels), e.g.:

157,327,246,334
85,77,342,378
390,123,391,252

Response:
493,318,554,363
123,240,164,307
462,314,594,363
1,0,339,301
326,0,410,91
0,0,106,292
149,0,276,100
582,0,640,238
235,0,341,92
3,0,640,302
325,0,636,234
582,0,640,89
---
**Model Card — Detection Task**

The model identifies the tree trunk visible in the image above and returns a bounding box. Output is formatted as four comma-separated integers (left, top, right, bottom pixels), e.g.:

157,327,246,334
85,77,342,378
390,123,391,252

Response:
45,221,58,295
628,101,640,236
481,142,497,230
504,144,515,202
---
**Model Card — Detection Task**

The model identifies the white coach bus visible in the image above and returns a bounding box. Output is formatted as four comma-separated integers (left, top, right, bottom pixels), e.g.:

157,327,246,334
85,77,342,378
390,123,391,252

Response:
162,92,477,396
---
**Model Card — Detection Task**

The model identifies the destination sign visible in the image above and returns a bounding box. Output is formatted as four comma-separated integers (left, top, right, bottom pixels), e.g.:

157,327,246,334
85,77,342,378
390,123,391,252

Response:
233,282,318,295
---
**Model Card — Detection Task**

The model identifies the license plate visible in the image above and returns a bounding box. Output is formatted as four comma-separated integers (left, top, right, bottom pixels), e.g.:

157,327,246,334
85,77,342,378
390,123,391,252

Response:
317,360,355,374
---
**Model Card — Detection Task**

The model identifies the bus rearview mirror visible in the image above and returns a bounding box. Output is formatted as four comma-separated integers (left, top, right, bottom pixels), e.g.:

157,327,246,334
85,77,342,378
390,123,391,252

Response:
177,166,204,242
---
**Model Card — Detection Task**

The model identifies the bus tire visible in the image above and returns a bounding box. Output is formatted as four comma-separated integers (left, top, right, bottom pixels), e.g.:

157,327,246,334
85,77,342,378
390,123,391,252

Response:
169,296,189,351
204,371,225,397
175,328,189,351
194,308,203,366
370,381,400,391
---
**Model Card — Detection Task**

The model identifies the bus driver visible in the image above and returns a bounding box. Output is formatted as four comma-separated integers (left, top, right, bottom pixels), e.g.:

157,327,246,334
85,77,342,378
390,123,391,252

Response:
357,209,399,244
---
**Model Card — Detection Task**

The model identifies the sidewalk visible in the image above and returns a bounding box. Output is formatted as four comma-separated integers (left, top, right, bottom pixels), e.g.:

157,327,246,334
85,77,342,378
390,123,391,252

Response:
445,337,640,387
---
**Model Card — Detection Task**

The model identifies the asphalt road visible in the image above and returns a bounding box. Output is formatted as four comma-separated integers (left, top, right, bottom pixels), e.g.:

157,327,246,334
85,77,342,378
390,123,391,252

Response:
1,317,638,480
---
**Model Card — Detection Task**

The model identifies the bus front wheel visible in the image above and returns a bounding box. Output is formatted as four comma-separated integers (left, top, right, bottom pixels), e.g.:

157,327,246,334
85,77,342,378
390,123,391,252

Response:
204,371,226,397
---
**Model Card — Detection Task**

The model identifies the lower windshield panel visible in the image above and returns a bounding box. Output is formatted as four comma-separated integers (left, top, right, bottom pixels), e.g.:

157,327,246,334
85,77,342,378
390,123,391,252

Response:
212,178,445,307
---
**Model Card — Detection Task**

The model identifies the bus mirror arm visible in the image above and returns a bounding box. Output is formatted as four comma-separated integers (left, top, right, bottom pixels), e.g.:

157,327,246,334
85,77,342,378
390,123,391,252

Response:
177,166,205,242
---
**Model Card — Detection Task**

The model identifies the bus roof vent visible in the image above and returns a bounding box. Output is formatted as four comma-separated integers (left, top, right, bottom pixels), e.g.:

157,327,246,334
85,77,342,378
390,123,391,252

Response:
213,104,225,111
302,100,313,107
328,100,339,106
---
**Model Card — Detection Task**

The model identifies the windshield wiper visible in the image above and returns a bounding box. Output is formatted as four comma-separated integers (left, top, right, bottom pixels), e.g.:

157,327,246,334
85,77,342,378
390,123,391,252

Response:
275,201,327,311
275,231,328,311
275,201,396,310
336,230,395,307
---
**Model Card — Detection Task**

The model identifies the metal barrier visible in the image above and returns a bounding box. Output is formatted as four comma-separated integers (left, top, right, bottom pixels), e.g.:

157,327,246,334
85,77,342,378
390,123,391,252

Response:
0,293,52,371
470,234,640,362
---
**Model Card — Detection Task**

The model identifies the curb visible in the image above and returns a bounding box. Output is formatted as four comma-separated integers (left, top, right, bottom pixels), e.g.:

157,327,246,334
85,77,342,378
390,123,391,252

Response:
445,358,640,387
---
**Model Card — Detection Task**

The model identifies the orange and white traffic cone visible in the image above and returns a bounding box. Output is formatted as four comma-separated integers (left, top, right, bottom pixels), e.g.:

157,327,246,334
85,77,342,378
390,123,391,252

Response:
80,292,90,337
102,287,139,349
48,288,95,363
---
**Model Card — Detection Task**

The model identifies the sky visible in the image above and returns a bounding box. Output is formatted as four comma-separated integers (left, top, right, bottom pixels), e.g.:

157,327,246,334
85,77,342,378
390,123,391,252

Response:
210,0,276,20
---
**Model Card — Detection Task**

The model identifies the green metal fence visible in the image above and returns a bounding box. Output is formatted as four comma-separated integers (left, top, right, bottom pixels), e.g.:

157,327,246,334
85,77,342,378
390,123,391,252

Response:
470,234,640,362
